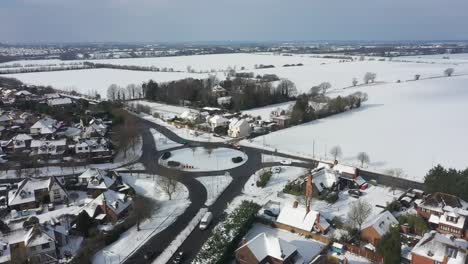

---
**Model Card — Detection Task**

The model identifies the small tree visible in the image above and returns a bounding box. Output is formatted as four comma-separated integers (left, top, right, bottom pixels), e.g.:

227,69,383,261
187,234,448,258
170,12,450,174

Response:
352,78,358,86
347,199,372,231
318,82,332,95
357,152,370,167
414,74,421,80
329,145,343,161
377,226,401,264
444,68,454,77
157,174,179,200
363,72,377,84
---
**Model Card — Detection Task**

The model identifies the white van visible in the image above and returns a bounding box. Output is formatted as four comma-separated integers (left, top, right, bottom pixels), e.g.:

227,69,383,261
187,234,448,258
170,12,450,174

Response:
199,211,213,230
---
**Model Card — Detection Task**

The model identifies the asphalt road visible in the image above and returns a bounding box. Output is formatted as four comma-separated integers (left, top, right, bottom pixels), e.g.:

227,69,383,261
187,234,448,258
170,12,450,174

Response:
122,116,317,264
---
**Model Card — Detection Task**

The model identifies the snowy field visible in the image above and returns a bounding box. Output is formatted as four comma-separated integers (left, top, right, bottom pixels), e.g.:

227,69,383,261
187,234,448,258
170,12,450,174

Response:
244,76,468,180
93,173,190,264
245,223,326,263
130,100,191,119
4,68,206,99
160,147,247,172
196,174,233,206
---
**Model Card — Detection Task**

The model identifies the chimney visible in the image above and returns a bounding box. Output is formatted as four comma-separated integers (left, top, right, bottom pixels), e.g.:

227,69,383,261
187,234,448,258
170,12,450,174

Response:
102,195,107,215
293,200,299,208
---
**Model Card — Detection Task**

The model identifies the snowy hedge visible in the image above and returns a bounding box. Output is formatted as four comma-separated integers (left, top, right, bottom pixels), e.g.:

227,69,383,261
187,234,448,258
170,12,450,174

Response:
193,201,261,264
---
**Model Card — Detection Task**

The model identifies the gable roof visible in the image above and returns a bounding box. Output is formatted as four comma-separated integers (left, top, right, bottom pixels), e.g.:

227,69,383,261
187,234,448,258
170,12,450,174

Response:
8,177,67,206
79,168,116,190
238,233,297,262
276,205,329,232
420,192,465,211
362,210,398,236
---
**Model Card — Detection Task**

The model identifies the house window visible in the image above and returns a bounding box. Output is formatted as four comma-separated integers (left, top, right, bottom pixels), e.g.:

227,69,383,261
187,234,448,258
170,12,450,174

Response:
41,243,50,249
53,189,61,199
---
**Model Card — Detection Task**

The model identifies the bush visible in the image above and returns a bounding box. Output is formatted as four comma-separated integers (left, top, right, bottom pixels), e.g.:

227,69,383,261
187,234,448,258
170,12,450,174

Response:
167,160,181,167
283,178,305,196
325,192,339,203
256,170,272,188
398,214,428,235
386,200,402,212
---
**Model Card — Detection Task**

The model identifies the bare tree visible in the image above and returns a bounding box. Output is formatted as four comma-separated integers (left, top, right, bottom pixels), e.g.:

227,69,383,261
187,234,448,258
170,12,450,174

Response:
357,152,370,167
157,174,179,200
414,74,421,80
309,86,321,97
126,84,136,100
329,145,343,161
277,79,298,97
444,68,454,77
107,84,118,101
318,82,332,95
352,78,358,86
363,72,377,84
347,199,372,231
132,196,155,231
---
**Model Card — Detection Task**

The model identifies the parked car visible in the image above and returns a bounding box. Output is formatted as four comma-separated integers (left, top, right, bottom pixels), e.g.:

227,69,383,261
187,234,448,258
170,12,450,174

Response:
263,209,279,218
280,159,292,165
199,211,213,230
173,251,184,264
348,189,362,198
47,203,55,211
161,152,171,160
271,167,281,173
213,134,221,137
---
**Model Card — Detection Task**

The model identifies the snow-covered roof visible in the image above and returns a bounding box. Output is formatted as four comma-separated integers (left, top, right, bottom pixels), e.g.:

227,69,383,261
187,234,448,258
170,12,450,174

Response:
102,190,132,215
47,97,73,106
8,177,66,207
412,232,468,264
429,214,440,224
209,115,229,125
276,205,329,232
361,210,398,236
229,118,249,130
333,164,357,176
238,233,297,262
25,226,55,247
180,110,200,121
439,212,466,229
31,139,66,148
79,168,116,190
12,133,32,141
30,117,58,134
212,85,226,93
312,168,337,192
15,90,32,96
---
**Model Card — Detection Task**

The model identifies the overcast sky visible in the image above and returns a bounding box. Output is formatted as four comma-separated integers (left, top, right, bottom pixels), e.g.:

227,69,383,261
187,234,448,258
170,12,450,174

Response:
1,0,468,43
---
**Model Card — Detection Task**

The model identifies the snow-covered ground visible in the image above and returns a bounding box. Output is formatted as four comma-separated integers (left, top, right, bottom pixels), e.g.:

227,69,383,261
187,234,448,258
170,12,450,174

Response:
138,113,229,143
244,76,468,180
4,69,206,99
261,154,307,164
129,100,191,119
229,166,402,224
246,59,468,93
160,147,247,172
195,174,233,206
150,128,182,151
245,223,326,263
93,174,190,264
331,251,372,264
242,101,295,121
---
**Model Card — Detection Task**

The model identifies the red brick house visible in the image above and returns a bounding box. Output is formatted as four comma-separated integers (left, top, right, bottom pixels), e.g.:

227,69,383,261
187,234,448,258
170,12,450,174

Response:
411,231,467,264
361,210,398,245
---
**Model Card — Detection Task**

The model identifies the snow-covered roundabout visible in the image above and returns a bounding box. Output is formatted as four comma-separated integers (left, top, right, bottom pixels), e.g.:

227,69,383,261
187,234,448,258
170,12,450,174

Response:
159,147,248,172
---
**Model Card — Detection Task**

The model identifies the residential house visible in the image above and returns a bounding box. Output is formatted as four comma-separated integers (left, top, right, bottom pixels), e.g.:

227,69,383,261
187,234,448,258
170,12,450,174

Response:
272,115,291,128
83,121,108,138
30,139,67,156
78,168,118,197
5,225,58,264
212,85,227,97
30,118,60,136
235,233,301,264
8,177,68,210
4,134,33,153
180,110,202,124
74,138,112,160
228,119,251,138
76,189,132,223
209,115,229,131
411,231,467,264
276,204,330,235
311,167,338,195
361,210,398,245
416,192,468,239
217,96,232,106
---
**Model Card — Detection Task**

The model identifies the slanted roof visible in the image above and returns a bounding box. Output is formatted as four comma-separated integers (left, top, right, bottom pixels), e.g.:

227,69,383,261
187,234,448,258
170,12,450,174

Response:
312,168,337,193
30,117,58,134
238,233,297,262
421,192,464,210
47,97,73,106
102,190,132,215
362,210,398,236
276,205,329,232
79,168,116,190
412,232,468,264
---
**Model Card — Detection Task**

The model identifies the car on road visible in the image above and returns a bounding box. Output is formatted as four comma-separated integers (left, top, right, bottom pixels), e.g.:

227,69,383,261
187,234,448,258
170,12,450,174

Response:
161,152,171,160
348,189,362,198
199,211,213,230
280,159,292,165
271,167,282,173
47,203,55,211
263,209,279,218
173,251,184,264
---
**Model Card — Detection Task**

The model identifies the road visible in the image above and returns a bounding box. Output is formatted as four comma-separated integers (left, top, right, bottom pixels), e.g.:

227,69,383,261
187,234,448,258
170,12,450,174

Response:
122,116,316,264
118,114,423,264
